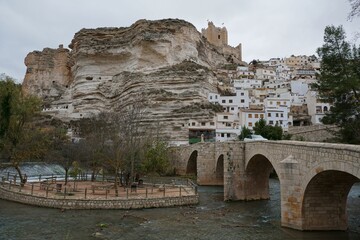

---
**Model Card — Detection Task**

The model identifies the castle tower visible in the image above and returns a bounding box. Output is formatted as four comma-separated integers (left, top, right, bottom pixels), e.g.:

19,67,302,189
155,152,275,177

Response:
201,21,228,47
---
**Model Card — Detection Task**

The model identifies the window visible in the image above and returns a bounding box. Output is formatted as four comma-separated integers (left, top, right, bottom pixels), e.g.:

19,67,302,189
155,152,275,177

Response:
223,116,228,119
229,99,233,103
268,113,271,117
231,107,234,111
248,114,252,118
276,113,279,117
210,122,215,126
269,120,274,125
222,100,226,103
270,101,273,105
215,95,218,99
281,113,284,117
241,99,245,103
210,96,212,100
227,133,231,137
221,133,224,137
201,122,206,126
255,114,259,118
280,120,283,124
192,122,195,126
248,122,253,127
277,101,280,105
218,35,221,39
260,114,264,118
241,92,244,96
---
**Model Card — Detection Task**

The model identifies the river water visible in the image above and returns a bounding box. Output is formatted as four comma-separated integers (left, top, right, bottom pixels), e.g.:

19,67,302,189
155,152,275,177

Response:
0,179,359,240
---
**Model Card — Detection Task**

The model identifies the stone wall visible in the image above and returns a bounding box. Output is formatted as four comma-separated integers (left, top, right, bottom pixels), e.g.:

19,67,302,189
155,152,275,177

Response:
288,125,338,142
0,186,198,210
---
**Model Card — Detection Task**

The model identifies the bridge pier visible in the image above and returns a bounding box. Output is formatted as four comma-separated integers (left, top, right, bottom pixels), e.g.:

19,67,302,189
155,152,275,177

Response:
279,155,302,230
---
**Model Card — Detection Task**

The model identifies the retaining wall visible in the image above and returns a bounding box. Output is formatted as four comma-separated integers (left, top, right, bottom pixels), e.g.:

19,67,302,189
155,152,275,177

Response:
0,186,198,209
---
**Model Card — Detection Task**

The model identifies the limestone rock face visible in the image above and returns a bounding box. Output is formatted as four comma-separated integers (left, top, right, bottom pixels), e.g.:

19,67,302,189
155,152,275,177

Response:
22,19,243,142
22,46,72,103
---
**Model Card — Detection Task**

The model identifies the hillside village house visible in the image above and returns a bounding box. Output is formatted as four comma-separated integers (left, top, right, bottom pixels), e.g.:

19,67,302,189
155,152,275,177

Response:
186,55,329,143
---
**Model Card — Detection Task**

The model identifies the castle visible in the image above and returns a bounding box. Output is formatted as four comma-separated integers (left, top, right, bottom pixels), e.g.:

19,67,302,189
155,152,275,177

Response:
201,21,242,62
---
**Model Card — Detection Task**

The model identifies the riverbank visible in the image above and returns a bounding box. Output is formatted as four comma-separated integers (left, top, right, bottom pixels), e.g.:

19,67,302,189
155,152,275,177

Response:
0,180,198,210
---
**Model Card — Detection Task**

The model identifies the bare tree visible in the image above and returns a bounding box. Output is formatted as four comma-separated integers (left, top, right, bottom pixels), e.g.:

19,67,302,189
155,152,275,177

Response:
348,0,360,20
76,96,149,196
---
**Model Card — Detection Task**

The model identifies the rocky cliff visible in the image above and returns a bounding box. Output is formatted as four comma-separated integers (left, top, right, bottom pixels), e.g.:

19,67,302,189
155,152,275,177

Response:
22,46,72,103
22,19,243,143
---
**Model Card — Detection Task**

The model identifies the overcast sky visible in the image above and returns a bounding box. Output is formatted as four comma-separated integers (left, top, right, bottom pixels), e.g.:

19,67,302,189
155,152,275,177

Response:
0,0,359,82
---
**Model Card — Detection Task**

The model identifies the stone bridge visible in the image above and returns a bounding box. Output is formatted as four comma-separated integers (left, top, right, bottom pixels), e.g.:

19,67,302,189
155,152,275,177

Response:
171,140,360,231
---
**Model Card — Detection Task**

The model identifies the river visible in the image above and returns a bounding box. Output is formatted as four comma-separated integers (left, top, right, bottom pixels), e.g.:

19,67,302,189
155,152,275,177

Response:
0,179,359,240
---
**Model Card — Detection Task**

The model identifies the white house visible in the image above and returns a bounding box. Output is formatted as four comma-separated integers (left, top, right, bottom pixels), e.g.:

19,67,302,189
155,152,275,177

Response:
239,108,265,129
256,68,276,80
265,106,290,131
215,112,241,141
233,78,262,90
306,91,332,124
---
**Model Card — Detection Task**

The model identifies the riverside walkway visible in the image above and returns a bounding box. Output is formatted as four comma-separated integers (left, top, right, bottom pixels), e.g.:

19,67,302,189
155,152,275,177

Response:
0,175,198,209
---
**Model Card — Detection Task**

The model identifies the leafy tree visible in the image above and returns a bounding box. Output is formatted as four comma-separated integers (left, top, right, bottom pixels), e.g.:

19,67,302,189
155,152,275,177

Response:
266,124,283,140
239,125,252,140
253,118,283,140
314,25,360,144
282,132,293,140
0,75,48,183
253,118,267,136
142,141,170,175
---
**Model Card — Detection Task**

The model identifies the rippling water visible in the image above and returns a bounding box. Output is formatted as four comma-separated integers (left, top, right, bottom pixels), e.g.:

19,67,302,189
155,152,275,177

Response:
0,179,359,240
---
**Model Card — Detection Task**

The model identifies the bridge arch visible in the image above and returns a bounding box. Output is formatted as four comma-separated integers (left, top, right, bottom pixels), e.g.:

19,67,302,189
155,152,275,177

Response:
186,150,198,176
301,170,359,230
245,154,279,200
300,161,360,230
215,154,224,185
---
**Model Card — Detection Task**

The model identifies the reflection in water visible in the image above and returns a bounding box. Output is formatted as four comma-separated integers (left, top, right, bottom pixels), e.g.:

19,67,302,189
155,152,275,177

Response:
0,179,359,240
